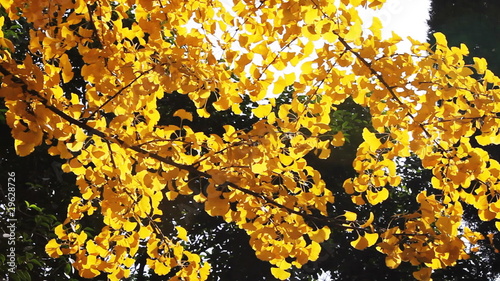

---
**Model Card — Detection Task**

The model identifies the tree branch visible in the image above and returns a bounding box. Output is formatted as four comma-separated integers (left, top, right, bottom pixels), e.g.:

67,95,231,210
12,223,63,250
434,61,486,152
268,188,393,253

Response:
0,64,380,235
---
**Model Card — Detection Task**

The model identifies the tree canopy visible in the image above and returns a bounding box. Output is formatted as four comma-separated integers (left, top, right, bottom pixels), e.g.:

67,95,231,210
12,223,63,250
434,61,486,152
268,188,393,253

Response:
1,0,500,280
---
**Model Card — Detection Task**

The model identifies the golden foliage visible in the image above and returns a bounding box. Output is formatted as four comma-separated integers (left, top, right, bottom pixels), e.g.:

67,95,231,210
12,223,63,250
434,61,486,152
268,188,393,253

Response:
1,0,500,280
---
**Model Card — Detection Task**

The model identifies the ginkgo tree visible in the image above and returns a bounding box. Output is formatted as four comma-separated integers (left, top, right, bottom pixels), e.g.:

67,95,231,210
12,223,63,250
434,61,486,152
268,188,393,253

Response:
1,0,499,280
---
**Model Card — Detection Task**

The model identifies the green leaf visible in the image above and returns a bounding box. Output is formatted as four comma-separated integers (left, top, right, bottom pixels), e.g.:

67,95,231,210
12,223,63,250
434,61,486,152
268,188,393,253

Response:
25,201,43,212
30,258,43,267
65,263,72,275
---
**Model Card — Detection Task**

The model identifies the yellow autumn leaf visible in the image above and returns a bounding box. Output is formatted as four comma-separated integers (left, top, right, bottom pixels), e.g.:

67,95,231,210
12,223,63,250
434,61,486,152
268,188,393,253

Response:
166,191,178,200
343,179,355,194
176,226,189,242
378,187,389,202
367,187,389,205
199,263,211,280
274,77,288,95
433,32,448,46
309,227,331,243
351,234,369,250
60,53,74,83
352,195,366,205
309,241,322,261
155,260,172,275
45,239,62,258
14,137,37,157
210,170,227,185
54,224,67,239
251,162,268,174
138,196,151,216
344,211,357,221
271,267,291,280
385,255,401,269
79,267,101,279
360,212,375,228
301,61,314,75
138,225,153,239
0,1,13,11
413,267,432,281
316,147,331,159
362,128,381,151
173,109,193,121
475,134,492,146
86,240,98,255
205,196,229,217
351,232,378,251
478,209,496,221
123,220,137,232
253,103,272,119
365,232,378,247
331,131,345,147
345,21,362,42
193,193,207,203
231,103,242,114
196,107,210,118
369,16,383,38
279,153,294,166
473,57,487,75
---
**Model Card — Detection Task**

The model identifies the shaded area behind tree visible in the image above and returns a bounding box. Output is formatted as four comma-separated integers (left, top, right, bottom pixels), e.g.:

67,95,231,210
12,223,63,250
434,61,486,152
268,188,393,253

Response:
428,0,500,76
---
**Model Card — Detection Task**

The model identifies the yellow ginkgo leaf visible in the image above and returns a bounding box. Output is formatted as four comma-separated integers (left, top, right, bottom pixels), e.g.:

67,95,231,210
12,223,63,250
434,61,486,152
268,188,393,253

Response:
385,255,401,269
344,211,357,221
369,16,382,38
155,259,172,275
352,195,366,205
166,191,178,201
367,188,389,205
316,147,331,159
252,104,272,119
351,234,369,250
331,131,345,147
365,232,379,247
413,267,432,281
54,224,67,239
378,188,389,202
473,57,487,75
345,21,362,42
362,128,381,151
278,153,294,166
271,267,291,280
309,241,322,261
205,196,229,217
45,239,62,258
173,109,193,121
478,209,496,221
343,179,355,194
138,225,153,239
79,267,101,279
60,53,74,83
176,226,188,242
196,107,210,118
193,193,207,203
433,32,448,47
360,212,374,228
123,220,137,232
14,138,37,157
138,196,151,215
309,227,331,243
